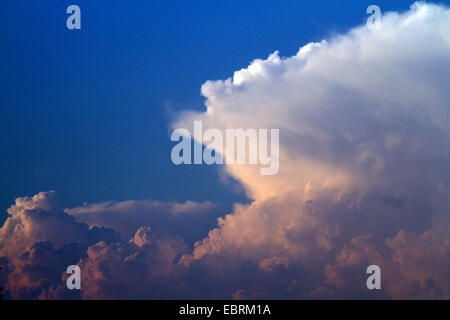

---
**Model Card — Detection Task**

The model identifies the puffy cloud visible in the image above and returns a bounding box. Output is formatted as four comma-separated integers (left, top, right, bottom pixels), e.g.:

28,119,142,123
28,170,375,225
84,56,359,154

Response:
0,192,196,299
173,2,449,203
0,191,120,299
40,226,189,300
1,2,449,299
0,191,119,259
5,241,85,299
316,228,450,299
384,228,450,299
173,2,450,298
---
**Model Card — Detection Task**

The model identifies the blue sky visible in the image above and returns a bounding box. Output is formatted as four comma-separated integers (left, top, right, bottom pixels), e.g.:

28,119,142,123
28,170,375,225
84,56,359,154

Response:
0,0,444,222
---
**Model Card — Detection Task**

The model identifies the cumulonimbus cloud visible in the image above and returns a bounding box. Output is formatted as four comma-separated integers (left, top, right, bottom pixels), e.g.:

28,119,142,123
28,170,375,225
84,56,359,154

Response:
0,2,449,299
173,2,450,298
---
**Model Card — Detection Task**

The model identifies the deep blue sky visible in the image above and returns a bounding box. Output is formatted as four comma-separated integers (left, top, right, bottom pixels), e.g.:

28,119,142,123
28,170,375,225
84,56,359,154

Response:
0,0,442,223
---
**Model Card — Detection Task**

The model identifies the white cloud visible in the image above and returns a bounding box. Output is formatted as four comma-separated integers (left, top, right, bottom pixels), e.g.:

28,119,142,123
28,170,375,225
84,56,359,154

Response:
173,2,450,298
1,2,449,299
0,191,119,259
174,3,450,203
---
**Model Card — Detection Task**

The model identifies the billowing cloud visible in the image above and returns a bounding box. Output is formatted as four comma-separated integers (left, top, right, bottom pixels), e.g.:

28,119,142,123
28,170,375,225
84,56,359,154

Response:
316,228,450,299
0,191,119,260
0,192,193,299
0,191,120,299
173,2,450,298
173,2,449,203
40,226,189,300
1,2,449,299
